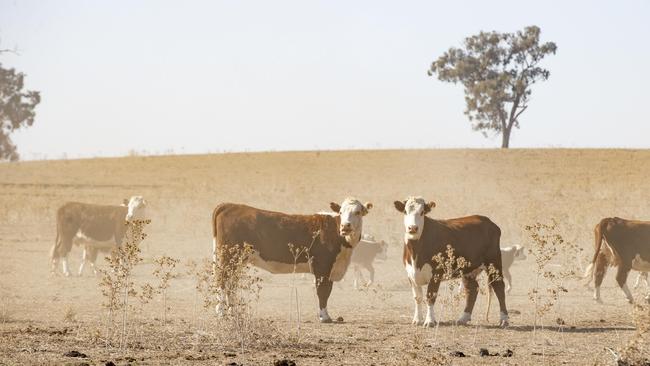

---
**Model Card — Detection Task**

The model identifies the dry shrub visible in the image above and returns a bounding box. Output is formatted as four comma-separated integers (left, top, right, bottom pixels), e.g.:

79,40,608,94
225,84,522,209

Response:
431,245,470,342
525,220,581,346
616,303,650,365
211,243,264,354
97,219,150,349
152,255,180,325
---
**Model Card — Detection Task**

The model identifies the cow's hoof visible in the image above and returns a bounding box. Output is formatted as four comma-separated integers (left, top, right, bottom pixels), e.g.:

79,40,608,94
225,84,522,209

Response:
456,312,471,325
320,317,333,324
63,272,71,278
412,319,423,326
423,319,435,328
499,312,509,328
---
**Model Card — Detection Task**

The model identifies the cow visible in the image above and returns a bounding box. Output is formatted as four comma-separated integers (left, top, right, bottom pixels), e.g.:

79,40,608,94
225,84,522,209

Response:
349,234,388,289
458,244,527,294
50,196,148,277
393,196,508,327
211,198,372,323
584,217,650,303
499,245,527,293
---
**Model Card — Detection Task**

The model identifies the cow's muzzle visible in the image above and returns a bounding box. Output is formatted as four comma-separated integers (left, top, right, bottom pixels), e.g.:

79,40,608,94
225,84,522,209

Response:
407,225,418,234
340,223,352,235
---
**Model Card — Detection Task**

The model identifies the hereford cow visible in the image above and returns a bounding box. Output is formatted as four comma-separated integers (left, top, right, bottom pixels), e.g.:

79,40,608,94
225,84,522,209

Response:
50,196,148,276
393,197,508,327
212,198,372,323
349,234,388,289
584,217,650,303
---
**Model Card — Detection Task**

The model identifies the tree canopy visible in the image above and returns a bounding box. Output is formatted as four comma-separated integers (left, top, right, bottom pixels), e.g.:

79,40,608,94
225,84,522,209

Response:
428,25,557,148
0,58,41,161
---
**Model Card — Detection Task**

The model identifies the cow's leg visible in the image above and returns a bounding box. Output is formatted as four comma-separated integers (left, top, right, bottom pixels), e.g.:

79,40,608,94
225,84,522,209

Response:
634,272,649,289
316,276,334,323
212,239,229,317
423,278,441,328
78,247,88,276
488,270,509,327
410,280,424,325
634,272,642,289
593,252,609,303
503,268,512,293
457,276,479,325
87,247,100,276
615,265,634,304
352,265,362,290
366,263,375,286
51,233,74,277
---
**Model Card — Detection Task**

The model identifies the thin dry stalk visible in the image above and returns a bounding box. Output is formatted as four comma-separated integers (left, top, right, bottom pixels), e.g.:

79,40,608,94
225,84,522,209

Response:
152,255,180,325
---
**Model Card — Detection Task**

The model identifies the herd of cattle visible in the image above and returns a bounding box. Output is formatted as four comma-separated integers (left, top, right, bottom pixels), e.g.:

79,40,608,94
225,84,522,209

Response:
49,196,650,327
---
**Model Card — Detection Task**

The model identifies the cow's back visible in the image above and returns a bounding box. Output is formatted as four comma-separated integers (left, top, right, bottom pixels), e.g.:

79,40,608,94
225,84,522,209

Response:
419,215,501,270
212,203,341,264
602,217,650,261
351,240,380,265
57,202,127,242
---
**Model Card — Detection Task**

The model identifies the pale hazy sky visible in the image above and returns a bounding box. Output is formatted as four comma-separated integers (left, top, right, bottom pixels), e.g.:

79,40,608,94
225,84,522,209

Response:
1,0,648,159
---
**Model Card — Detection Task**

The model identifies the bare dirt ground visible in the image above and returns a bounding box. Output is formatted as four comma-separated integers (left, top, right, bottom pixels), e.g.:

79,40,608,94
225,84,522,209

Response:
1,149,649,365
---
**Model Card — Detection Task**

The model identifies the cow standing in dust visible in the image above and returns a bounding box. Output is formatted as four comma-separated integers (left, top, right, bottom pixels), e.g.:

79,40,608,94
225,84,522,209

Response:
584,217,650,303
211,198,372,323
393,197,509,327
349,234,388,289
50,196,148,276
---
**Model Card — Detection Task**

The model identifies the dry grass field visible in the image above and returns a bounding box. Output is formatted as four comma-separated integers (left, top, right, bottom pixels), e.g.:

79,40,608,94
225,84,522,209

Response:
1,149,649,365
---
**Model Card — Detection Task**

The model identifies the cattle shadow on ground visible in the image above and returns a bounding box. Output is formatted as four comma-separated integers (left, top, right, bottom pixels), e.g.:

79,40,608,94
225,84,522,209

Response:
481,324,636,333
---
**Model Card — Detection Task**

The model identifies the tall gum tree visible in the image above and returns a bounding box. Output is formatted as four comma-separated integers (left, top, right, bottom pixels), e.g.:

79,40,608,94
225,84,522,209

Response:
428,26,557,148
0,49,41,161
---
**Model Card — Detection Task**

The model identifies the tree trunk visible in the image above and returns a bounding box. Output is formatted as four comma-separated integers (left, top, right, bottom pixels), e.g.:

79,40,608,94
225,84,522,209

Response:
501,127,511,148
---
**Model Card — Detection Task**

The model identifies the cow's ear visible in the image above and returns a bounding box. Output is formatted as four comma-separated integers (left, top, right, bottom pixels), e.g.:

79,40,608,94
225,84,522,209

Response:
424,201,436,214
122,198,129,206
362,202,373,215
393,200,405,213
330,202,341,213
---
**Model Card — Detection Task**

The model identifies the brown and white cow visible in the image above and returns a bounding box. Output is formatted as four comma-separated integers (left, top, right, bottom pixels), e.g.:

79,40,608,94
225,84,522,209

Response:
393,197,508,327
349,234,388,289
584,217,650,303
50,196,148,276
211,198,372,323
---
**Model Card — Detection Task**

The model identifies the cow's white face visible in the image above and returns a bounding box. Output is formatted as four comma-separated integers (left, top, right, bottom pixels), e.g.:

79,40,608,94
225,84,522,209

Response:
330,198,372,242
513,245,527,261
125,196,148,221
393,197,436,241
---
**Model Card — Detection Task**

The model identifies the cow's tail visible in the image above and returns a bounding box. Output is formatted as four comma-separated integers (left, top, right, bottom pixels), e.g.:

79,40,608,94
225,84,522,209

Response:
211,204,229,275
583,219,607,281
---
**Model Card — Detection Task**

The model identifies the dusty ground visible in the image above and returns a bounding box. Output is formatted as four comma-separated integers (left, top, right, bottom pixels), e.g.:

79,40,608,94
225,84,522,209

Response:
1,149,649,365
